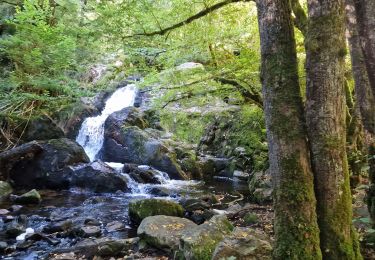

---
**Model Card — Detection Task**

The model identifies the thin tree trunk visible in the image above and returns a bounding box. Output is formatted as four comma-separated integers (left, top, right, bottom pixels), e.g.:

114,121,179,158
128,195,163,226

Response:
353,0,375,98
305,0,362,259
256,0,321,259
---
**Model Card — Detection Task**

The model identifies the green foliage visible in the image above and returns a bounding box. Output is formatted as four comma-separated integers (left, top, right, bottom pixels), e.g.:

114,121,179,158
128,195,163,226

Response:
0,0,96,119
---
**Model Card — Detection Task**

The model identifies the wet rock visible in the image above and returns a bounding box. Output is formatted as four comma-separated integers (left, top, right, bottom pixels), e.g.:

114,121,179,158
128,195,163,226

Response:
80,226,101,238
5,220,26,238
129,198,184,223
25,232,60,245
49,252,77,260
84,218,101,226
69,161,129,193
106,221,124,232
43,220,73,234
8,138,89,189
0,181,12,201
0,241,8,253
147,187,171,197
97,237,139,257
11,189,41,204
179,215,233,260
248,170,272,203
137,215,197,251
101,124,188,180
180,198,211,212
212,227,272,260
0,209,9,215
62,237,138,258
123,164,162,184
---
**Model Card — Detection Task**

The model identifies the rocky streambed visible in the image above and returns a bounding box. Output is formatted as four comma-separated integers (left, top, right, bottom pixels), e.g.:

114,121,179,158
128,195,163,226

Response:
0,80,274,259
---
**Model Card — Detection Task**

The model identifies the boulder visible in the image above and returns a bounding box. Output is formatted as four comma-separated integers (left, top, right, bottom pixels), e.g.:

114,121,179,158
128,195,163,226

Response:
101,125,187,180
69,161,129,193
212,227,272,260
11,189,41,204
179,215,233,260
137,215,197,251
197,156,233,179
0,181,12,201
129,198,184,223
123,164,163,184
8,138,89,188
22,116,65,142
79,226,101,238
248,171,273,203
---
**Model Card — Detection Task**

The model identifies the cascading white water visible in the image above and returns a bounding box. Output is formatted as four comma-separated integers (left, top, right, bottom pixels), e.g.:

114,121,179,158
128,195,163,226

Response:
76,84,137,161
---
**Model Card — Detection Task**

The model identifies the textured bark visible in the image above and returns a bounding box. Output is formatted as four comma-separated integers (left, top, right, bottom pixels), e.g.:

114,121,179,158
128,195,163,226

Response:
306,0,362,259
256,0,321,259
346,0,375,135
346,0,375,226
353,0,375,98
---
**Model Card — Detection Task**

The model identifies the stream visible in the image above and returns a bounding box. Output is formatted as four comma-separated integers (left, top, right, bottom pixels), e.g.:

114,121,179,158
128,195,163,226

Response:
0,83,249,260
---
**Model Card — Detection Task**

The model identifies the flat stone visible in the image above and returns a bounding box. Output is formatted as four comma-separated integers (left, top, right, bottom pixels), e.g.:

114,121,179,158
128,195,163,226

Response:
106,221,124,232
80,226,101,238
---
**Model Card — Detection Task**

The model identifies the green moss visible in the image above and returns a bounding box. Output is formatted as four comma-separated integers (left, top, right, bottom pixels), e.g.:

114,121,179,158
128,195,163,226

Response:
244,213,258,225
128,199,184,223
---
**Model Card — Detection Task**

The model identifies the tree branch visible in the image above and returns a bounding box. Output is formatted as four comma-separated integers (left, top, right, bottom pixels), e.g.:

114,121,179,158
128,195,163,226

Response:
126,0,253,37
214,77,263,108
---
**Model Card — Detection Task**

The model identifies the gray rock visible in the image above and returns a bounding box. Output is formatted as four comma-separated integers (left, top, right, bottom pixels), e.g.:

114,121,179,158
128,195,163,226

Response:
137,215,197,251
69,161,129,193
8,138,89,189
129,198,184,223
106,221,124,232
248,170,273,203
80,226,101,238
12,189,41,204
101,123,187,180
212,227,272,260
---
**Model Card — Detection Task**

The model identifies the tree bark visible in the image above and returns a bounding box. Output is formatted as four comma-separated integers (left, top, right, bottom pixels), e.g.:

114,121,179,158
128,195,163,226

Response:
353,0,375,98
256,0,321,259
305,0,362,259
345,0,375,227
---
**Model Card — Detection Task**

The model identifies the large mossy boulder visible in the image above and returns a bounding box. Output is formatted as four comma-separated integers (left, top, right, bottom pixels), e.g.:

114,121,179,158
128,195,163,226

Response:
137,215,197,251
212,227,272,260
7,138,89,188
179,215,233,260
101,122,187,180
129,198,184,223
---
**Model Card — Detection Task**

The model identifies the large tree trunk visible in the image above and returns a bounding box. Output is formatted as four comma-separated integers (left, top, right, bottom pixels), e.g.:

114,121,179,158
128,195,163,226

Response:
256,0,321,259
353,0,375,98
305,0,362,259
345,0,375,225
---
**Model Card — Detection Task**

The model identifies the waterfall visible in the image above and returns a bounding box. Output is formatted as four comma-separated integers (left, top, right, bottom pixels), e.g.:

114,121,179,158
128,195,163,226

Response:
76,84,137,161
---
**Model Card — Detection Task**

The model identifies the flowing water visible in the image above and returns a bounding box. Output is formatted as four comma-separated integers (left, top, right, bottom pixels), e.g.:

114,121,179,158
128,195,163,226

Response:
76,84,138,161
0,82,248,259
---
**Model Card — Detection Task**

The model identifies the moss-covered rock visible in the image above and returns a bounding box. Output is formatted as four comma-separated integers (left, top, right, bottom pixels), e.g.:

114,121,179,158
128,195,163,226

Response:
248,170,273,203
129,198,184,223
179,215,234,260
137,215,197,251
0,181,12,201
12,189,41,204
212,227,272,260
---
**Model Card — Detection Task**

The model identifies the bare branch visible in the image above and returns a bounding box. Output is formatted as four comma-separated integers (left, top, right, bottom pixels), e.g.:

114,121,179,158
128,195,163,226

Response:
126,0,253,38
290,0,307,35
